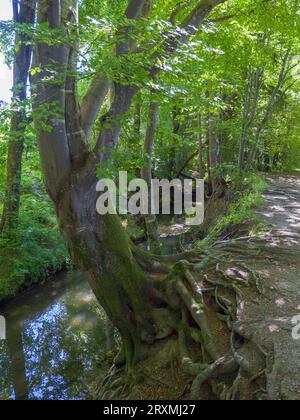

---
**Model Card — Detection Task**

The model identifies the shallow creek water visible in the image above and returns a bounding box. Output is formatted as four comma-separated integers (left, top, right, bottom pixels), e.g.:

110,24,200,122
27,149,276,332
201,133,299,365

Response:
0,272,107,400
0,226,186,400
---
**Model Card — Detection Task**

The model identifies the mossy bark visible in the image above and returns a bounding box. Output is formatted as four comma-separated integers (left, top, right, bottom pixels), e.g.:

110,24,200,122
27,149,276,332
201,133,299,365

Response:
51,171,159,366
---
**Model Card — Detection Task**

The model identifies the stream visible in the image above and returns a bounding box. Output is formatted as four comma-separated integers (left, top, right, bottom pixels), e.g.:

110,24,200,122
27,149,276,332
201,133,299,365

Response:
0,227,186,400
0,272,107,400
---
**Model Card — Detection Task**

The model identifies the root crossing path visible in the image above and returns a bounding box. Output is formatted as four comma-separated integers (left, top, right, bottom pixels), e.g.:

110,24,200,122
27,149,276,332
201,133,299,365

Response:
229,175,300,400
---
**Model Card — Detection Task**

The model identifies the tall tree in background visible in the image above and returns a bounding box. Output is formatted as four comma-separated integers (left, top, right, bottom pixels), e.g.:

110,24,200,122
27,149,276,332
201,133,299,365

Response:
141,99,161,254
246,48,295,169
0,0,35,236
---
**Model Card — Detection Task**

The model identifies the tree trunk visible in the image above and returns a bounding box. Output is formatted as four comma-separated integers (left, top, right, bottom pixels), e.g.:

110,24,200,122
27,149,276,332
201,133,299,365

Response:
50,169,159,366
238,68,263,170
246,49,292,170
206,96,220,193
133,93,142,177
31,0,230,370
238,68,253,170
141,100,161,255
0,0,35,236
209,119,219,192
197,113,205,178
31,1,160,367
169,106,180,176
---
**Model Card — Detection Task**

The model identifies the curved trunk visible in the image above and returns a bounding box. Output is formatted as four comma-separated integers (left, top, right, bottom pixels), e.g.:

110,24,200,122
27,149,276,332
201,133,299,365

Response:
48,166,158,365
31,0,230,370
31,0,160,368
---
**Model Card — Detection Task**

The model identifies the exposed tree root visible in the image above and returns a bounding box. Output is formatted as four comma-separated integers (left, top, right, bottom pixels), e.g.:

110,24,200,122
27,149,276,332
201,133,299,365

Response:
96,245,269,400
131,243,201,272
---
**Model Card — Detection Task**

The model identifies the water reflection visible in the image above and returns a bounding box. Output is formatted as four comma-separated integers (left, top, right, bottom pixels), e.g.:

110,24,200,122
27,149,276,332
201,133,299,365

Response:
0,272,107,400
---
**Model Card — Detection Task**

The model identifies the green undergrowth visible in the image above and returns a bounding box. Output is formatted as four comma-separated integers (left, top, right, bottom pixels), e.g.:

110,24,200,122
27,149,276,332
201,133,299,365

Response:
0,195,67,302
197,172,269,249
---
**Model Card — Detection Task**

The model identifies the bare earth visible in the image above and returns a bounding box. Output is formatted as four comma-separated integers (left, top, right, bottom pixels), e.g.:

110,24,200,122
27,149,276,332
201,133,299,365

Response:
235,175,300,400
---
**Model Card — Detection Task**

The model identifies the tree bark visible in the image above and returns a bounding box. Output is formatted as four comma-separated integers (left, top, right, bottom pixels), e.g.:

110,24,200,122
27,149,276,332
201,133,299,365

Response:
141,100,161,255
0,0,36,236
197,113,205,178
131,92,142,177
208,117,219,192
169,106,180,176
206,94,220,193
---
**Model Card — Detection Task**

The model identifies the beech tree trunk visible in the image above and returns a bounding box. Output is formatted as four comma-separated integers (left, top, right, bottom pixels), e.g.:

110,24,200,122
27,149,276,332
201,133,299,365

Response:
31,0,228,367
0,0,35,236
31,0,158,367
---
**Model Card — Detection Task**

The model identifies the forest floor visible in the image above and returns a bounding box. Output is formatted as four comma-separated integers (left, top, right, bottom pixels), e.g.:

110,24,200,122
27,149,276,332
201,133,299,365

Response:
231,174,300,399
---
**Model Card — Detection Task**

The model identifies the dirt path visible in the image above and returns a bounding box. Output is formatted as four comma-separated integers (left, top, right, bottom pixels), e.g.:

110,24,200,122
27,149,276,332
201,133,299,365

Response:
233,175,300,400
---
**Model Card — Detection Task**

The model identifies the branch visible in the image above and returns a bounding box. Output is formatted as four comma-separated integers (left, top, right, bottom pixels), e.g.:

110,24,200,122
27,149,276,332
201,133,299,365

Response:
80,0,151,142
182,0,227,33
170,0,194,24
246,48,293,168
93,84,139,161
176,149,199,178
13,0,19,21
125,0,147,19
172,0,228,26
151,0,228,66
66,48,89,167
209,13,235,23
33,0,73,199
282,80,296,95
93,0,228,159
258,49,291,128
80,75,111,141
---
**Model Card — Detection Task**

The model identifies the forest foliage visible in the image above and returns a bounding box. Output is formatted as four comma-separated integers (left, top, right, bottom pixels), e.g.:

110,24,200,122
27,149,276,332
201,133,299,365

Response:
0,0,299,301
